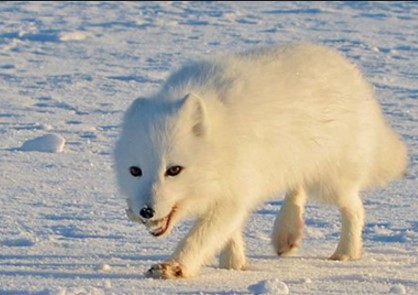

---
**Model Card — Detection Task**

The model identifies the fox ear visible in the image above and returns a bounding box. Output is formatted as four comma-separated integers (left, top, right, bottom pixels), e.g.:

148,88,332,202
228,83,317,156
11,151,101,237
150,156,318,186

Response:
124,97,148,119
179,93,208,137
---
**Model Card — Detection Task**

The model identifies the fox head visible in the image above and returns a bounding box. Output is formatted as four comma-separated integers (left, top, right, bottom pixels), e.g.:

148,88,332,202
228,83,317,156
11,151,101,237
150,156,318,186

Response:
114,94,221,236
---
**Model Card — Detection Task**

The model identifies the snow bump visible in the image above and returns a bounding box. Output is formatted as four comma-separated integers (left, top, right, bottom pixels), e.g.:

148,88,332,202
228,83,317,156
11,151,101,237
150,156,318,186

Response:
389,284,407,294
248,279,290,295
20,134,66,153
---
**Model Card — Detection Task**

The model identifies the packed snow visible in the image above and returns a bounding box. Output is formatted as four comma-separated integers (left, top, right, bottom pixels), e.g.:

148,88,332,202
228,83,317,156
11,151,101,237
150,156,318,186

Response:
20,134,65,153
248,279,290,295
1,1,417,294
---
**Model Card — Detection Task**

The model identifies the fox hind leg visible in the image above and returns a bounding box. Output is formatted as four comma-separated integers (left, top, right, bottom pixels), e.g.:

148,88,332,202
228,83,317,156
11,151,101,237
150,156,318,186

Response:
330,191,364,261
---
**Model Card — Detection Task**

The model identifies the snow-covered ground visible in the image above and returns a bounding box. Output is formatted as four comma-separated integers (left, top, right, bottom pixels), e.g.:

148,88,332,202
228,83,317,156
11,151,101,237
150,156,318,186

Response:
1,1,417,294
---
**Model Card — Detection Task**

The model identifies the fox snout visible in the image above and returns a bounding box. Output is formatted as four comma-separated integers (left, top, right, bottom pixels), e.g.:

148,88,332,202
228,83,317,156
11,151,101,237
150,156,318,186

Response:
139,206,155,219
126,204,156,221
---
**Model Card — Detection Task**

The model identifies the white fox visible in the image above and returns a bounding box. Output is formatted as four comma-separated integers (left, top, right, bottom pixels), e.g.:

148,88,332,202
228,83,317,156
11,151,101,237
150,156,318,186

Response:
114,43,407,279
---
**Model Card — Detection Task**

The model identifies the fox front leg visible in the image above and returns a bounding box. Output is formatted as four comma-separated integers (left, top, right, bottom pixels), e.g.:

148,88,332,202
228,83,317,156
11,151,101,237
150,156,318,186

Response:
146,203,247,279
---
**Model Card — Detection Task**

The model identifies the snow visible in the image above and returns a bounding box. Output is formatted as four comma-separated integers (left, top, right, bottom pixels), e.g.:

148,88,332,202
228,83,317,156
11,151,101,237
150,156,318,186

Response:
58,31,91,42
248,279,289,295
389,284,407,294
97,263,112,273
20,134,66,153
0,1,417,294
2,236,36,248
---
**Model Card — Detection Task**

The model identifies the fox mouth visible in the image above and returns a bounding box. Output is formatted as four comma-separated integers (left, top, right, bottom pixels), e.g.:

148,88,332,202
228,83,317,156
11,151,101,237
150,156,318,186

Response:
144,206,177,237
125,206,177,237
141,206,177,237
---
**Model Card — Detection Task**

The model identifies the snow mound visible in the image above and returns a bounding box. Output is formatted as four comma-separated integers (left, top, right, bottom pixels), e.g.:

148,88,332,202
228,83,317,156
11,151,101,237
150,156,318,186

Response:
59,31,90,41
303,278,312,284
51,287,104,295
20,134,65,153
97,263,111,272
389,284,406,294
248,279,289,295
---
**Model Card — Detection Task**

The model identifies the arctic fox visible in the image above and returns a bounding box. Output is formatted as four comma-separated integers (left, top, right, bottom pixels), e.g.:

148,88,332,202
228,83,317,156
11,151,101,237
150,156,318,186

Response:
114,43,407,279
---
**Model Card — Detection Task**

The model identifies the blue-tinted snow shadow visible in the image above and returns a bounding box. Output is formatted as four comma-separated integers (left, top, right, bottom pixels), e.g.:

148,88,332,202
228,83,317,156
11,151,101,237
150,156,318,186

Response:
0,31,62,43
0,269,143,280
107,74,162,84
50,224,124,240
0,254,79,261
249,254,328,261
367,232,410,243
0,254,172,282
0,290,50,295
114,254,166,261
0,113,18,118
320,274,418,286
262,8,323,15
363,222,416,243
0,253,167,264
179,292,246,295
256,200,283,215
256,208,277,215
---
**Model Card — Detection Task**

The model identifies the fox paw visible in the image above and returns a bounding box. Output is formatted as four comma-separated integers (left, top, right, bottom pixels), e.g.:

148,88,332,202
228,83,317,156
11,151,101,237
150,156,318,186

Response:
145,261,186,279
329,251,361,261
273,220,303,256
274,233,301,256
272,205,304,256
219,254,247,270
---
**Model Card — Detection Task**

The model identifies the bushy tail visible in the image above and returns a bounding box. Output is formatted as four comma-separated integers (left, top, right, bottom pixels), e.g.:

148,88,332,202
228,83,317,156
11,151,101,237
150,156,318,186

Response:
372,127,408,187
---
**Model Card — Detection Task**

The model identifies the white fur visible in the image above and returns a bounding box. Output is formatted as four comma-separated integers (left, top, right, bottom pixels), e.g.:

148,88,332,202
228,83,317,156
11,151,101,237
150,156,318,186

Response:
272,187,307,256
114,43,408,278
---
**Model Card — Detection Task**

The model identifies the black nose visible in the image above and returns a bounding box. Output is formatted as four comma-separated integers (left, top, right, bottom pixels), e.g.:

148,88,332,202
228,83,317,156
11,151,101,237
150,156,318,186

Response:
139,206,154,219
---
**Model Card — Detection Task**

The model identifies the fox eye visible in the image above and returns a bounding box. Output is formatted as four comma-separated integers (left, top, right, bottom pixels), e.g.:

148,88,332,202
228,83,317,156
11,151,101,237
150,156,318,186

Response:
129,166,142,177
165,166,183,177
